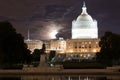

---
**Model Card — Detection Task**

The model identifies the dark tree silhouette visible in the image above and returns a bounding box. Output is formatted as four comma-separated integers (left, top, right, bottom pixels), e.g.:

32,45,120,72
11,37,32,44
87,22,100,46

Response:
32,44,46,62
0,21,31,68
49,50,56,61
96,31,120,66
32,49,41,62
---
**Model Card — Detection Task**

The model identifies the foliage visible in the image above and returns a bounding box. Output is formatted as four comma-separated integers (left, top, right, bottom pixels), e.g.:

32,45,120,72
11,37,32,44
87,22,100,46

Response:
96,31,120,66
32,49,41,62
48,50,56,62
0,21,31,68
31,43,46,66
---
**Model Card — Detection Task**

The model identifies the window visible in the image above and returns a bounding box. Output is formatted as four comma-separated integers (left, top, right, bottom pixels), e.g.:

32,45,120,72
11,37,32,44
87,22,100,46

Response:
89,45,91,48
82,45,85,48
79,45,81,48
89,42,91,44
85,45,87,48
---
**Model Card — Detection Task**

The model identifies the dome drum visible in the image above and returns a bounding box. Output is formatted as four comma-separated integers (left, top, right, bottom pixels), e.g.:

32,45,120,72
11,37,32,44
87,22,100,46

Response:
77,14,93,21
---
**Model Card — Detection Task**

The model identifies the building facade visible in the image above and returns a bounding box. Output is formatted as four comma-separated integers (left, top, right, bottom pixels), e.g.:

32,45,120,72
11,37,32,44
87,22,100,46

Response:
45,38,66,53
45,2,100,58
25,2,100,58
65,39,100,57
24,40,43,52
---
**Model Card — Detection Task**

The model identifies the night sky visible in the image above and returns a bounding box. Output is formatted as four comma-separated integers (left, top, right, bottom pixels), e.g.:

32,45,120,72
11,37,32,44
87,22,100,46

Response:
0,0,120,40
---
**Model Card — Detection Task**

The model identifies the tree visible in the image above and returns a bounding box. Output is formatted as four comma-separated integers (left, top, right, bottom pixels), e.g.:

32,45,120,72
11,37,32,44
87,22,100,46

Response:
32,49,41,62
32,49,44,67
49,50,56,61
96,31,120,66
0,21,31,68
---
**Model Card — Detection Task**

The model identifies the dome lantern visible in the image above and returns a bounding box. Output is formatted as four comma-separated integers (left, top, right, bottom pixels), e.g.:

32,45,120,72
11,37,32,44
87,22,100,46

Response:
77,2,93,21
81,1,88,15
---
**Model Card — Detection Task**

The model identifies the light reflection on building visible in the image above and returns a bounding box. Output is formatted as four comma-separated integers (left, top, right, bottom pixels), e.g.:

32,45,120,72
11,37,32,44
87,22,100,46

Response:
45,37,66,53
45,38,100,58
24,39,43,52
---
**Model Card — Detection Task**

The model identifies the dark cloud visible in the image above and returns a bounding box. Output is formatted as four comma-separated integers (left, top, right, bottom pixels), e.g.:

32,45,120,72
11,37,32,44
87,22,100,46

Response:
0,0,120,40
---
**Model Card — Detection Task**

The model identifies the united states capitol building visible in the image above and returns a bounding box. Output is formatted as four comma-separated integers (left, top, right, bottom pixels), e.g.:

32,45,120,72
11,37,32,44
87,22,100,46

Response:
25,3,100,58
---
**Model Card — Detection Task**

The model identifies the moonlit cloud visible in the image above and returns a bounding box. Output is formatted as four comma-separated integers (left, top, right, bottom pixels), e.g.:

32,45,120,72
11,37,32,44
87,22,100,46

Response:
49,30,58,39
0,0,120,40
42,21,64,40
28,21,64,40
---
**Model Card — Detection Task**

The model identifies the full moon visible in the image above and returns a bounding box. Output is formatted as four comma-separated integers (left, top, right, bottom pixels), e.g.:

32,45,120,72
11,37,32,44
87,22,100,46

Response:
50,30,58,39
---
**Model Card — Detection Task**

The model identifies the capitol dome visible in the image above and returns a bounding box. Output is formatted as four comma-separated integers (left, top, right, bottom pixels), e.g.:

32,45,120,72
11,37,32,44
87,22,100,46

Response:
72,2,98,39
77,14,93,21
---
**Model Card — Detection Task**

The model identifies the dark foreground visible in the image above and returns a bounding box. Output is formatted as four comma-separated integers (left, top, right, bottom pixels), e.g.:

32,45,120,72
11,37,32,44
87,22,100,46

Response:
0,68,120,75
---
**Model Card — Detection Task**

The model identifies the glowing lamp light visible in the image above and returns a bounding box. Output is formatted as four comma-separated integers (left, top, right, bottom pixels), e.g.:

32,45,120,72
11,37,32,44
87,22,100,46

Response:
93,49,97,52
70,49,73,53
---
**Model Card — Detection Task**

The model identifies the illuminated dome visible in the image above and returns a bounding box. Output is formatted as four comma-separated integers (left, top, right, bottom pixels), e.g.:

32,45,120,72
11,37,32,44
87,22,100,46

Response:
77,14,93,21
72,2,98,39
77,2,93,22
